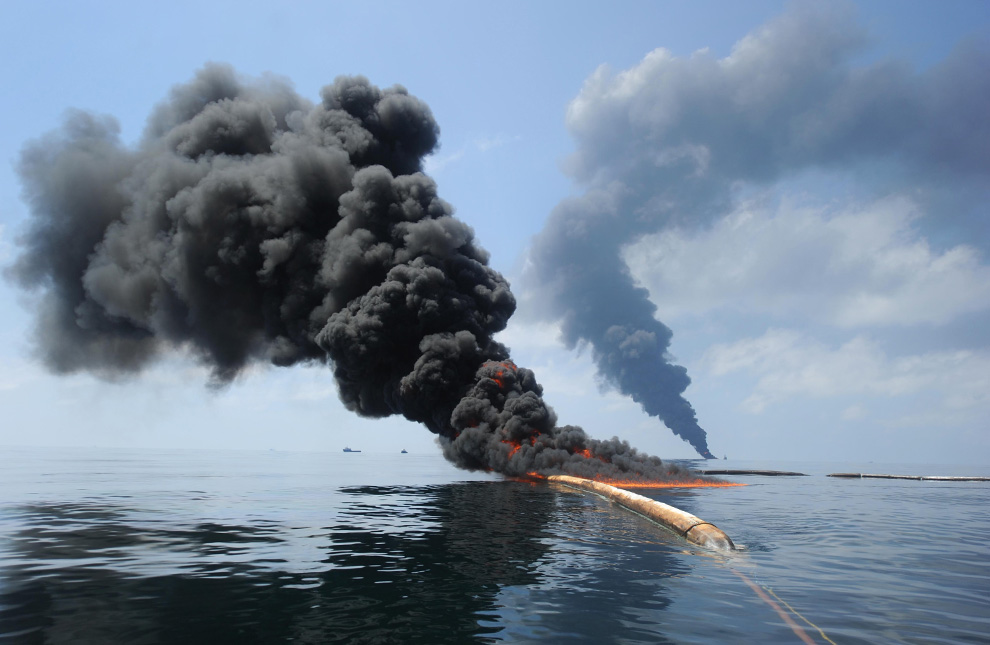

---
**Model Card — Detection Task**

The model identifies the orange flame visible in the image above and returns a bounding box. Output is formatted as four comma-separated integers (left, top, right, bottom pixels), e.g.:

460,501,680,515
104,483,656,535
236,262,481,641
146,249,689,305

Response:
503,430,541,460
588,477,744,489
506,472,544,485
491,360,517,390
511,472,740,488
502,439,522,458
513,472,742,488
574,447,609,464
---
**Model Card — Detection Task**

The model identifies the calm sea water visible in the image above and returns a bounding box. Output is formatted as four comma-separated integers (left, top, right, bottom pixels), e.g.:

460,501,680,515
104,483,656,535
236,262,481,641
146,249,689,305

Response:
1,447,987,644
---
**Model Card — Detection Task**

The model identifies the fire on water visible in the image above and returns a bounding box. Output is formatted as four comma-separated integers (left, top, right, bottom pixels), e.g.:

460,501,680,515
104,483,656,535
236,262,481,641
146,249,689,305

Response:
523,472,745,489
499,436,744,488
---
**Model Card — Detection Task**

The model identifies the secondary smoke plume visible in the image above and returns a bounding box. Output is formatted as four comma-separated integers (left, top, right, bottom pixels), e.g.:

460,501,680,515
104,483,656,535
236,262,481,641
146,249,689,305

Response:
10,64,700,483
527,195,716,458
525,3,989,458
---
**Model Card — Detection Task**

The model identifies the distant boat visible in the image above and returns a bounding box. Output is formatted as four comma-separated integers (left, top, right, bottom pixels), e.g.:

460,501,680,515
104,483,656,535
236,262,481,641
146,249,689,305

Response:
401,449,408,454
343,447,361,453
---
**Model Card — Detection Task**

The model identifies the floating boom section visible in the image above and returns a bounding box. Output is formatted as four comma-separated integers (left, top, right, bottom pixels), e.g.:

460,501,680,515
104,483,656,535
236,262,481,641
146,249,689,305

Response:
548,475,734,551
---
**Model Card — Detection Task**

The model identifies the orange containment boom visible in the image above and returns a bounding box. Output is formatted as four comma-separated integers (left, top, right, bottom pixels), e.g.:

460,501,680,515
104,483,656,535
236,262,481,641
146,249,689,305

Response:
548,475,735,551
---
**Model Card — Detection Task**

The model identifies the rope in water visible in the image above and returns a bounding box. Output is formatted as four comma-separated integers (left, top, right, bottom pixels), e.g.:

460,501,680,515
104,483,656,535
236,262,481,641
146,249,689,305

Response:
763,584,838,645
547,476,837,643
732,569,837,644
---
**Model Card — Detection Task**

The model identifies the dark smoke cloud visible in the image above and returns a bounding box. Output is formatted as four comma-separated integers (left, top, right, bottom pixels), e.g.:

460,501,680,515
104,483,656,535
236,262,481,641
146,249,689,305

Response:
10,63,698,483
524,2,990,457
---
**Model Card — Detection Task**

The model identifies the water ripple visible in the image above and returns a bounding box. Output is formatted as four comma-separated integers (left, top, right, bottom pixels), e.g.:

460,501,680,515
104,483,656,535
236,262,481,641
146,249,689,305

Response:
1,449,987,643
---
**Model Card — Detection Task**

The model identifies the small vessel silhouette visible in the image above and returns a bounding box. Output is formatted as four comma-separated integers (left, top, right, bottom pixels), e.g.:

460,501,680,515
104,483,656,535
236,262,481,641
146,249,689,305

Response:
343,447,361,453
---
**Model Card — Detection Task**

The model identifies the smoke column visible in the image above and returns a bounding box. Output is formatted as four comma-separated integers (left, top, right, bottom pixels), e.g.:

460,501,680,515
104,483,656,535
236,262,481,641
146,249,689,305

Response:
10,64,702,483
527,191,717,458
524,3,989,458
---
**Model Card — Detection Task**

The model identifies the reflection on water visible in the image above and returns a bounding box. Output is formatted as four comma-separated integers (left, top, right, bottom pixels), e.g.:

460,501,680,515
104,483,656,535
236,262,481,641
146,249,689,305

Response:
0,481,688,644
12,451,985,643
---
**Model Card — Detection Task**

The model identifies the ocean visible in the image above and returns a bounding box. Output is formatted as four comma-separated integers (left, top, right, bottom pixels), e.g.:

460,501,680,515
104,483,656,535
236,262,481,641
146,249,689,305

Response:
1,447,987,644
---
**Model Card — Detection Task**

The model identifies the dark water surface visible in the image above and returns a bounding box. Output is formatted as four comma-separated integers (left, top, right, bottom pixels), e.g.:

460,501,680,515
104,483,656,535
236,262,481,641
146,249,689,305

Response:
1,448,987,644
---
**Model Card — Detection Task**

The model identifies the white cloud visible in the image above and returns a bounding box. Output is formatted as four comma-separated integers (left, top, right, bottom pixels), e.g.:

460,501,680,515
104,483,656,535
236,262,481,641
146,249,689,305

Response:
474,133,521,152
423,133,521,174
701,328,990,415
841,404,867,420
624,195,990,327
422,149,465,174
495,319,596,399
496,318,564,355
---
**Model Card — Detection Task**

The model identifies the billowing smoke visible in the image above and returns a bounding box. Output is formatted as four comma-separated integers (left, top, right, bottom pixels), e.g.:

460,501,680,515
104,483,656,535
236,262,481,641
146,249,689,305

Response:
10,64,698,482
524,3,989,458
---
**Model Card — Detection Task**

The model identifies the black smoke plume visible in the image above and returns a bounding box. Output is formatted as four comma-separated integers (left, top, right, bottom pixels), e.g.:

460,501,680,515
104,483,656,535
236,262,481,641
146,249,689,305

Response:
524,3,990,458
10,64,701,482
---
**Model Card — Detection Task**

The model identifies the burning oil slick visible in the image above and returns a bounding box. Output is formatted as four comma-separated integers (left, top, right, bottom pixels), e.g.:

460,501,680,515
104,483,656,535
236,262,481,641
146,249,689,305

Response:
10,65,708,483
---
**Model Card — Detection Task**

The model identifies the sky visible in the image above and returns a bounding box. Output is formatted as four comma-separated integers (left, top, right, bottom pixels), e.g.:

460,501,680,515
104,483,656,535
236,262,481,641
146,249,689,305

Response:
1,0,988,465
